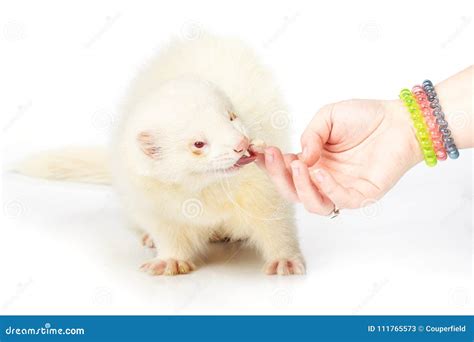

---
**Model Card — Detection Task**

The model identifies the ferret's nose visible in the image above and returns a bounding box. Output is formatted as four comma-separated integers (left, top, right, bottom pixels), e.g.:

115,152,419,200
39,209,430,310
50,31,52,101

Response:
233,136,249,154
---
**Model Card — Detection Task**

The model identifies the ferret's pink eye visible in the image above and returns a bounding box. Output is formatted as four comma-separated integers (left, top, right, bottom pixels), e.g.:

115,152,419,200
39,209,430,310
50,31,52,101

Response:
194,141,206,149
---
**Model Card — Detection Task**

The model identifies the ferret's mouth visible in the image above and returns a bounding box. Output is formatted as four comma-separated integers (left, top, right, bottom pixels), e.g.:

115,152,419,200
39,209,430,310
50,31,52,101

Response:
234,149,257,167
211,149,258,174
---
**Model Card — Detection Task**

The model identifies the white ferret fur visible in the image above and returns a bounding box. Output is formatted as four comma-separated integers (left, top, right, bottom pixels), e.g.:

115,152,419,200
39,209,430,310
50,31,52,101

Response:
14,34,305,276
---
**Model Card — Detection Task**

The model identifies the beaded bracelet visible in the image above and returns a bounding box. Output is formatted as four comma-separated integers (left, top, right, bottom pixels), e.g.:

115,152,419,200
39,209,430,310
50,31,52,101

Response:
411,85,447,161
399,89,437,167
421,80,459,159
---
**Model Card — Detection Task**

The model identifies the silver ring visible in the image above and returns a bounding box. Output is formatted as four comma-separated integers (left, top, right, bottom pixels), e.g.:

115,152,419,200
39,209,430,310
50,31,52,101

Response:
329,206,340,219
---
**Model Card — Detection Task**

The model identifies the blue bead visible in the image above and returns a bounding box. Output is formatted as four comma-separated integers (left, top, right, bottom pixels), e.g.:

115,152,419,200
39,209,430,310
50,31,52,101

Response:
448,149,459,159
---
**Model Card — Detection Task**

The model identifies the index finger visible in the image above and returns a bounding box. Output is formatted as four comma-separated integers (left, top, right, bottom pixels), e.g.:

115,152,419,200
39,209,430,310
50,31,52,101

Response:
300,103,334,167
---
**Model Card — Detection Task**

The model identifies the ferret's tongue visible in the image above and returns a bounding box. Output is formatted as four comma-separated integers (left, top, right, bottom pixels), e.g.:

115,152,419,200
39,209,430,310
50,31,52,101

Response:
234,150,257,166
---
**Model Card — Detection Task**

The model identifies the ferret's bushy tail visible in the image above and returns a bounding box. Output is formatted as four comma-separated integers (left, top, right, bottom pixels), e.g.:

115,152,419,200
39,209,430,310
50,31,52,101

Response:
13,147,110,185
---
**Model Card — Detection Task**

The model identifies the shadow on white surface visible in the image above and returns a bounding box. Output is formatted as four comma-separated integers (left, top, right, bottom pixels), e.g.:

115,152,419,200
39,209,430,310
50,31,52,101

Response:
1,170,472,315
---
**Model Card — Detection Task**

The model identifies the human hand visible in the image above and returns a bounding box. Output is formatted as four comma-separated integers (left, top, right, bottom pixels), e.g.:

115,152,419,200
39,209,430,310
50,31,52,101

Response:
259,99,423,215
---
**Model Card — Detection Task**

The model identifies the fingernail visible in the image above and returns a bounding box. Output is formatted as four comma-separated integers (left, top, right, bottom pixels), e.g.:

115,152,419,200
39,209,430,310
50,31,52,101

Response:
265,150,274,163
312,169,325,182
291,162,300,176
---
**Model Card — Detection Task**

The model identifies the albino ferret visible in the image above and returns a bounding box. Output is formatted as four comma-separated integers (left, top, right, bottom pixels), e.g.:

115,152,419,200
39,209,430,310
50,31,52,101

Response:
15,34,305,276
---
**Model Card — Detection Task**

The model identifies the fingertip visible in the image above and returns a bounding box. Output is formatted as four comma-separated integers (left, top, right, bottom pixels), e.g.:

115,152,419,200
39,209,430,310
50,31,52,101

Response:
290,161,333,215
264,147,276,164
290,159,305,168
300,143,319,166
264,146,279,153
290,160,300,176
310,168,326,183
290,159,308,174
254,153,265,168
301,145,309,162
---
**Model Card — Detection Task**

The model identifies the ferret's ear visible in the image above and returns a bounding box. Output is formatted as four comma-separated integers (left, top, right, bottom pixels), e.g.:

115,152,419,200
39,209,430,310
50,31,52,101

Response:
137,131,161,159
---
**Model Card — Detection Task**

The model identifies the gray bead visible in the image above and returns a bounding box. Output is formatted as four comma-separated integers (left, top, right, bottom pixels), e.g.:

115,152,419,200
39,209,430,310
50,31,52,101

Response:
436,118,447,126
440,128,451,135
439,124,448,130
443,136,454,144
422,79,433,85
430,102,441,109
446,143,456,151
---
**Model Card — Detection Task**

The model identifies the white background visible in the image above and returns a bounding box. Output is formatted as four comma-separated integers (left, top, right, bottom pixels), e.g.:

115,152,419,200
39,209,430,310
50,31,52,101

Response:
1,0,473,314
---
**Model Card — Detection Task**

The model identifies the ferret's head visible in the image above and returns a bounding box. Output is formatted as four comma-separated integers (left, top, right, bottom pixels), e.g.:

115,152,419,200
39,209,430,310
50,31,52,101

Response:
126,78,257,186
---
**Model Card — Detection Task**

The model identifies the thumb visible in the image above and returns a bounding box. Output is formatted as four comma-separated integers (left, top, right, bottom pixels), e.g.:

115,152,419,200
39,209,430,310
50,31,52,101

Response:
300,104,334,167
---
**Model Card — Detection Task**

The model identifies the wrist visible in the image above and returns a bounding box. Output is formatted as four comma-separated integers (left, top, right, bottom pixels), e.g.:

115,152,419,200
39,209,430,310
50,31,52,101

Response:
383,99,424,168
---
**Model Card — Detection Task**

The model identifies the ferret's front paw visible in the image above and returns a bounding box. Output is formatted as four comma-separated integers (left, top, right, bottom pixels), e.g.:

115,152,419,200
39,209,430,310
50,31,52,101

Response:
140,258,196,276
141,233,155,249
264,258,305,276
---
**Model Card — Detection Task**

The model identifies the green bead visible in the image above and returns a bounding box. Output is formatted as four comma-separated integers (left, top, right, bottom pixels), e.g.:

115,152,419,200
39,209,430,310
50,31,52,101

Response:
425,148,435,155
400,87,438,168
420,139,431,148
400,89,411,97
419,130,429,139
414,122,424,130
425,152,437,166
